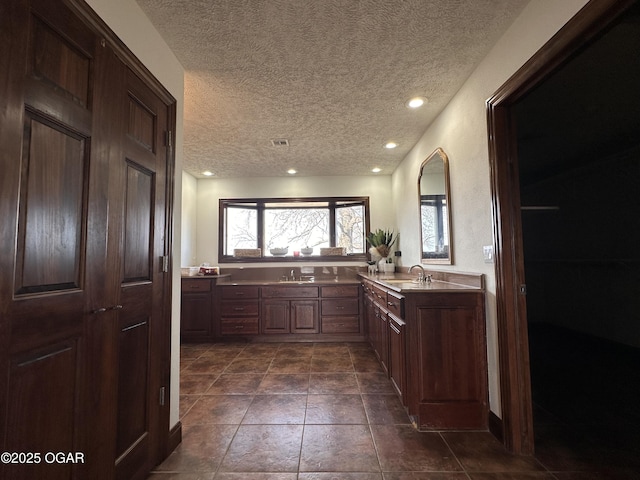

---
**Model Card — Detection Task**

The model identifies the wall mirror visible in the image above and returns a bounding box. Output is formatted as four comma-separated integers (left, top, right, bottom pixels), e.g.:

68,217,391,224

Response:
418,148,453,264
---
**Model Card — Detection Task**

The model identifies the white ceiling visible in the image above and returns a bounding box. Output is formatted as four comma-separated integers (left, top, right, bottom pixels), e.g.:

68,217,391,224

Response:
136,0,529,178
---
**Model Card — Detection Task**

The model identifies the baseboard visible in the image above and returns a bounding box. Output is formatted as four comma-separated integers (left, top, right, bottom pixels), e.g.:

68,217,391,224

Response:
167,421,182,455
488,410,504,443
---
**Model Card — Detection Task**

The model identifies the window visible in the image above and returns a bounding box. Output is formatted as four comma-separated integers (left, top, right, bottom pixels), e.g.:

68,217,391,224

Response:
421,194,449,258
219,197,370,262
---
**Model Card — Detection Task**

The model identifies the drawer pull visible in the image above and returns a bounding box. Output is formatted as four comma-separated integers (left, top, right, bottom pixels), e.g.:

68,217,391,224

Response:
234,307,245,311
235,325,244,329
235,292,246,296
336,306,344,310
387,302,395,307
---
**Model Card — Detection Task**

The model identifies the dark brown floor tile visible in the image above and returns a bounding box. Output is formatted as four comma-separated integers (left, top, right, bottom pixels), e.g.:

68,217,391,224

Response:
224,357,272,373
309,373,360,394
181,395,253,425
236,343,281,358
154,424,236,472
179,394,200,419
300,424,380,472
242,394,307,424
299,473,382,480
268,356,312,373
147,473,215,479
215,473,297,479
382,473,468,479
311,354,354,372
371,425,462,472
441,431,545,473
305,394,367,424
467,474,556,479
277,344,315,357
180,374,219,394
206,374,264,395
357,372,396,394
220,424,303,472
351,355,385,373
362,394,411,424
258,373,310,393
313,343,351,354
183,356,235,374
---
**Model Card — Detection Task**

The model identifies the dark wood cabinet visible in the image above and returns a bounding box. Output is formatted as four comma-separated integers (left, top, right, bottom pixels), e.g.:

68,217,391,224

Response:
320,285,361,333
219,285,260,336
262,286,319,334
361,276,487,430
388,313,407,404
181,278,214,342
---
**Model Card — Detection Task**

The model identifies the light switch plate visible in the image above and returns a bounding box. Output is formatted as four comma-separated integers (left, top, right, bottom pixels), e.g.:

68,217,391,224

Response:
483,245,494,263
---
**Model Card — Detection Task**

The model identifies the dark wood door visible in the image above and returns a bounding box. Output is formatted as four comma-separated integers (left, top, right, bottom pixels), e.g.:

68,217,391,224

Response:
0,1,173,479
1,1,109,478
112,68,170,480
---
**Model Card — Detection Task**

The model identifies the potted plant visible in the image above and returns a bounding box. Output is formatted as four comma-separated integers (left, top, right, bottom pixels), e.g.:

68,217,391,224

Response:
367,229,398,273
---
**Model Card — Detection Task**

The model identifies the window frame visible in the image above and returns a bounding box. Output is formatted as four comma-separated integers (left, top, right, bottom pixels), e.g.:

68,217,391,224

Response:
218,196,370,263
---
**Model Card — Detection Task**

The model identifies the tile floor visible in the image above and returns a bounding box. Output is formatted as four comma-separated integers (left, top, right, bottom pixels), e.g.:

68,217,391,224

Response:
148,342,639,479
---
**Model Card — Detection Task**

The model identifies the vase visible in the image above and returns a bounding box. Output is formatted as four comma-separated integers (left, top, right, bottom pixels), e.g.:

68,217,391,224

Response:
378,258,394,273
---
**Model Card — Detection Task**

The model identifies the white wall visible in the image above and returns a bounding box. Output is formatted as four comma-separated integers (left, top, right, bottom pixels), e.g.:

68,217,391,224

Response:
392,0,589,417
86,0,185,429
181,172,198,266
195,175,395,267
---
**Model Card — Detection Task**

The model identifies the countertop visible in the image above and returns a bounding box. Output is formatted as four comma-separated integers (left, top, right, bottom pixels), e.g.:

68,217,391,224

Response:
360,273,483,293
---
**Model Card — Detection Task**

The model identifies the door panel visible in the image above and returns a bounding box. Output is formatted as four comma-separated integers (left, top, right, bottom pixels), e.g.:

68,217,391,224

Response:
113,68,169,480
1,3,96,479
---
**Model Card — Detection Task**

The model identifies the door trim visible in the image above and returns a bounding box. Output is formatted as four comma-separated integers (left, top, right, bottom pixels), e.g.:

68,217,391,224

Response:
487,0,636,455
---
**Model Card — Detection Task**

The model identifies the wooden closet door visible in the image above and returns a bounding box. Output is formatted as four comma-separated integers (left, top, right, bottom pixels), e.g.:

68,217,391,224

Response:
112,68,170,480
0,0,111,479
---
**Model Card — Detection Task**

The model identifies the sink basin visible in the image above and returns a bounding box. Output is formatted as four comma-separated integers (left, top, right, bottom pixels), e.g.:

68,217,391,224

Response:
277,280,314,284
380,279,419,284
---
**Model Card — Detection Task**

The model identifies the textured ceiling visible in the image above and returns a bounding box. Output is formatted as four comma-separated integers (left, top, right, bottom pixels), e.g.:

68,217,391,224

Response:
136,0,529,178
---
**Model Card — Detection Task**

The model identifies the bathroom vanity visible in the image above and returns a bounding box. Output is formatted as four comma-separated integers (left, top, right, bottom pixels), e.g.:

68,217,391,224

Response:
361,273,487,430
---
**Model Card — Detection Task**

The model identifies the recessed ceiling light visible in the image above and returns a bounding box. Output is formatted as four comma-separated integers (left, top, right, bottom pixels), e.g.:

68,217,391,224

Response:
202,170,214,176
384,142,398,149
372,167,382,173
406,96,427,108
287,169,297,175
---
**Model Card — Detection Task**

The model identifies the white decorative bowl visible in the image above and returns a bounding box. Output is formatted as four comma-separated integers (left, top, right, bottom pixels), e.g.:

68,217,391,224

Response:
270,247,288,256
301,247,313,255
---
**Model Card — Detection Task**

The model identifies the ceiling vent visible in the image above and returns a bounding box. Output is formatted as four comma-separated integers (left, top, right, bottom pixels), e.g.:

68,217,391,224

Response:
270,139,289,147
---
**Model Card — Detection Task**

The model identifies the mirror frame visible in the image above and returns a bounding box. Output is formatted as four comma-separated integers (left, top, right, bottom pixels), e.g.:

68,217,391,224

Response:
418,148,453,264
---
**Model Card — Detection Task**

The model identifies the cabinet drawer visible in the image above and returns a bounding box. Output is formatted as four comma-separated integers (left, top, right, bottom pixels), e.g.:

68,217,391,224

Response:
221,317,259,335
182,278,212,292
221,300,259,316
220,285,259,299
321,316,360,333
386,291,405,318
321,285,359,298
262,286,318,298
372,284,387,304
321,298,359,316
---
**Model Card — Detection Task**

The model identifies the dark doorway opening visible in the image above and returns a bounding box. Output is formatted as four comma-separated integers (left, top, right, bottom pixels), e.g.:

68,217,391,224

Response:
515,1,640,470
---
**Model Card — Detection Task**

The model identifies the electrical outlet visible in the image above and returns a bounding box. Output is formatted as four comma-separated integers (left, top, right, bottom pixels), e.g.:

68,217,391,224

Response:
483,245,494,263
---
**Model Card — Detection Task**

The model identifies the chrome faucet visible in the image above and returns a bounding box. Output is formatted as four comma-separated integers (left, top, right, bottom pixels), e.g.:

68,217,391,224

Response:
409,264,430,283
290,269,296,281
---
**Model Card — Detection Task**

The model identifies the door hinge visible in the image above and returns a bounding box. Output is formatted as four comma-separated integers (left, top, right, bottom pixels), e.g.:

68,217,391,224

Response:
159,386,166,406
161,255,169,273
519,284,527,295
164,130,173,148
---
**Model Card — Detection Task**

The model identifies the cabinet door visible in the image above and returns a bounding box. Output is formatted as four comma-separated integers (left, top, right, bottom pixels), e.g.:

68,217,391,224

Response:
389,314,406,404
291,300,319,334
181,293,212,339
262,300,290,333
